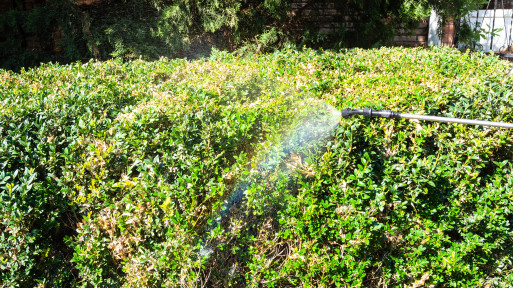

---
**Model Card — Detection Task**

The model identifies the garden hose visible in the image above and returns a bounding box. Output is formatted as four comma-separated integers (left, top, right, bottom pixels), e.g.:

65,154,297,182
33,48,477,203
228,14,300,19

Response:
341,108,513,129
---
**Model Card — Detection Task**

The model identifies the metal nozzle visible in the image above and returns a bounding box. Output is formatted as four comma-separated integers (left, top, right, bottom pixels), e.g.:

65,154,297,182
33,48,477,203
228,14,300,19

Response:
341,108,361,118
342,108,398,119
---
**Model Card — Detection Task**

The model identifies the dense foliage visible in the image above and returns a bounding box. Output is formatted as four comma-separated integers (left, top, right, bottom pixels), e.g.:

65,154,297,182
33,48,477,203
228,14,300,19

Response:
1,0,436,71
2,47,513,287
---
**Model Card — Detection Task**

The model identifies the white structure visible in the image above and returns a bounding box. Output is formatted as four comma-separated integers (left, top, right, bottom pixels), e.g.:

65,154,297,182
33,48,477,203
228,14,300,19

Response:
463,8,513,52
428,9,441,46
429,7,513,52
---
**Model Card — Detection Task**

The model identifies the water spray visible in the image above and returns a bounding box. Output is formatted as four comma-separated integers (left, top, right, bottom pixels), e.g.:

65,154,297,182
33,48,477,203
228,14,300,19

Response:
341,108,513,129
198,101,341,258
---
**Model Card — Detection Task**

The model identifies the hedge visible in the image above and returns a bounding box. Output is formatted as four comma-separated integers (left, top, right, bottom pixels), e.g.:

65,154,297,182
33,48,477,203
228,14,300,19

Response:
1,47,513,287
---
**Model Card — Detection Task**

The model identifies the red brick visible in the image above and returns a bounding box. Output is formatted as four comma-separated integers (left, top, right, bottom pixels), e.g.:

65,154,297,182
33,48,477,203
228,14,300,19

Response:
418,21,428,29
417,35,427,42
76,0,103,5
394,35,417,42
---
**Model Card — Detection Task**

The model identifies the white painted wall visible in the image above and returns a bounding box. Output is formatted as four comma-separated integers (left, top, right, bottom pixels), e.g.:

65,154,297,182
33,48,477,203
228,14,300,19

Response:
461,9,513,52
428,9,440,46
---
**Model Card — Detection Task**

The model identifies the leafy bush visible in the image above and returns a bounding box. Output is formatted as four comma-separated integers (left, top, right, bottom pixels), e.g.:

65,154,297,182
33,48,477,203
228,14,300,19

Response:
1,47,513,287
1,0,435,71
0,0,296,71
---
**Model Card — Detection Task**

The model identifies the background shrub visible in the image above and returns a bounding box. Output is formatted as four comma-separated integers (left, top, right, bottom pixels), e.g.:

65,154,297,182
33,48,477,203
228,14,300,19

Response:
0,0,436,71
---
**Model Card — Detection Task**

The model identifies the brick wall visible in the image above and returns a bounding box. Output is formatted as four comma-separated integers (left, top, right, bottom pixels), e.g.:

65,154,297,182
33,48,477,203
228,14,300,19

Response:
393,20,429,47
5,0,431,58
1,0,45,12
0,0,106,55
0,1,13,13
76,0,103,6
291,1,345,33
291,0,429,47
441,20,456,47
1,0,48,52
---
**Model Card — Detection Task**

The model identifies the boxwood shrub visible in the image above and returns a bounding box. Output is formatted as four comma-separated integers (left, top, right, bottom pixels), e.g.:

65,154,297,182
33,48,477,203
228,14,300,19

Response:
1,47,512,287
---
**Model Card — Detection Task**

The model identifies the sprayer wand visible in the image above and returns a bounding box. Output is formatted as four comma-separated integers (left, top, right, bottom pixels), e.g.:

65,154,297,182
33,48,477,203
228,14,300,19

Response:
342,108,513,129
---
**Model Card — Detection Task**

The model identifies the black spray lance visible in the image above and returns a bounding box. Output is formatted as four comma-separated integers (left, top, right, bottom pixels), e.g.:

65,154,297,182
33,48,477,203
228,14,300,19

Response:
342,108,513,129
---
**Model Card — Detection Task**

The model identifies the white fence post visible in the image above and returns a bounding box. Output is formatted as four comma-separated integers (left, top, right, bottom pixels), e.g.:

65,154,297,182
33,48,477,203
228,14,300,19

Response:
428,9,440,46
